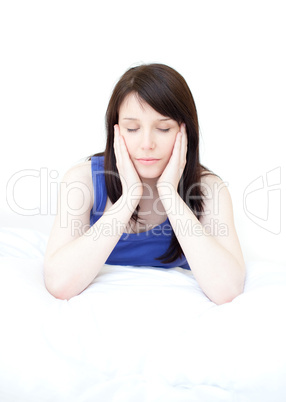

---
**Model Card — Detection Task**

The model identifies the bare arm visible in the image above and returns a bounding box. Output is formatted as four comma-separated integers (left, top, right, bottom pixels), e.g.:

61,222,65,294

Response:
44,126,143,300
159,175,245,305
44,162,135,300
156,125,245,305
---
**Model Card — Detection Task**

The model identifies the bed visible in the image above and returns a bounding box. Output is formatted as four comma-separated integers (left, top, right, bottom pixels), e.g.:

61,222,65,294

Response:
1,226,286,402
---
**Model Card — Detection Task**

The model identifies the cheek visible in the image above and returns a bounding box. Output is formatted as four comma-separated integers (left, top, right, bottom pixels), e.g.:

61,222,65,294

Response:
164,137,177,158
121,136,134,154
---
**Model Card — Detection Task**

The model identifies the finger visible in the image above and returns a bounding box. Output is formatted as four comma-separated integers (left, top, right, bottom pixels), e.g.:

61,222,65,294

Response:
118,131,131,160
113,125,119,155
169,131,181,159
113,125,122,165
114,125,132,167
180,123,188,164
175,129,182,144
174,131,183,154
167,132,182,171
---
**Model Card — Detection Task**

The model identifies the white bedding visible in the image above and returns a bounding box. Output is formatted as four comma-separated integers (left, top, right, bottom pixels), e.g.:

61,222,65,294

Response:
0,228,286,402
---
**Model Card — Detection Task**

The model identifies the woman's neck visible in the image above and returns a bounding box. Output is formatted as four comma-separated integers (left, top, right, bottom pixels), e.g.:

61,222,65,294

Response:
141,178,159,198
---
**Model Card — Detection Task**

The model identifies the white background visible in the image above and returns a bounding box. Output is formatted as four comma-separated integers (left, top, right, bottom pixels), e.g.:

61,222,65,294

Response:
0,0,285,264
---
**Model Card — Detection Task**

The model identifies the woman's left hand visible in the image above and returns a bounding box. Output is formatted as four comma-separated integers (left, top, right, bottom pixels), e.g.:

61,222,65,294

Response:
156,123,188,197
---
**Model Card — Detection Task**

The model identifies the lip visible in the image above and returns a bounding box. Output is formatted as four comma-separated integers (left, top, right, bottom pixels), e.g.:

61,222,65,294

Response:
136,158,160,165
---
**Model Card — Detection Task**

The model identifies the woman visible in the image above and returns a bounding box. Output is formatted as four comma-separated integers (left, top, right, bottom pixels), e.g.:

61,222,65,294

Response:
44,63,245,304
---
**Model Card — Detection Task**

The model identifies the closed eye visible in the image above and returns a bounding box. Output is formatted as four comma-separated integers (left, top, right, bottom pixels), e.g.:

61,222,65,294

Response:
127,128,170,133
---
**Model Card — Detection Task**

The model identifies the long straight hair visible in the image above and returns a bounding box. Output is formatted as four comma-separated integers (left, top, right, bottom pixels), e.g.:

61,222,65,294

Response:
91,63,212,263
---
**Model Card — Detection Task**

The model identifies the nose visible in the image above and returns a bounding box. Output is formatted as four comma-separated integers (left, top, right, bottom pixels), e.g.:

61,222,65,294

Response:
140,130,155,150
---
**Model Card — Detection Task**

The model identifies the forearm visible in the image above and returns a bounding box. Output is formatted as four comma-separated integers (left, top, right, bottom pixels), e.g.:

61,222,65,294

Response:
44,196,134,300
160,191,245,304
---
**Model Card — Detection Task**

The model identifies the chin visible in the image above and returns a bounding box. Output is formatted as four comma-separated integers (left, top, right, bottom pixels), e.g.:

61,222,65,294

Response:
136,167,163,180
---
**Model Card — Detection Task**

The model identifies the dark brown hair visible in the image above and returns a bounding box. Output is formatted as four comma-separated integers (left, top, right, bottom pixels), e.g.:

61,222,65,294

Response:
91,63,212,263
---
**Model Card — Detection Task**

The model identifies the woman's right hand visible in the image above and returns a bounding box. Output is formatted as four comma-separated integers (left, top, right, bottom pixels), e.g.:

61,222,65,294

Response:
113,124,143,209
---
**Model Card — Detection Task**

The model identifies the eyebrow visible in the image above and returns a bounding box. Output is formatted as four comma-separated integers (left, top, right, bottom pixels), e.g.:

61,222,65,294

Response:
122,118,171,121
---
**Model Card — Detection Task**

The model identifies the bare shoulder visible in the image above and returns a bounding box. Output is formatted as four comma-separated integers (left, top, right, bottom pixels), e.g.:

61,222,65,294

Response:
63,161,92,183
199,169,245,271
200,170,233,221
45,160,93,261
61,160,94,208
201,169,225,186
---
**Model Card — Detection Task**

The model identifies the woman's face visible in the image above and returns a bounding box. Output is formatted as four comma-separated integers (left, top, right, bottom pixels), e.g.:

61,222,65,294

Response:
118,92,180,181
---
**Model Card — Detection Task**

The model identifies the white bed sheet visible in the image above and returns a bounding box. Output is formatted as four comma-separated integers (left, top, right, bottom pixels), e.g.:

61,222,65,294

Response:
0,228,286,402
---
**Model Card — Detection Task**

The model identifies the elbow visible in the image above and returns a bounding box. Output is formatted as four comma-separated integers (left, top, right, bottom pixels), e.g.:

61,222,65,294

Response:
44,260,73,300
214,291,242,305
212,280,245,306
213,264,246,305
45,285,71,301
44,275,69,300
44,281,73,301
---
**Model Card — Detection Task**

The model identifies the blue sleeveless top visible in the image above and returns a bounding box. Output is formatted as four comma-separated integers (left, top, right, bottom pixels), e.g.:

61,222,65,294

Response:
90,156,190,270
